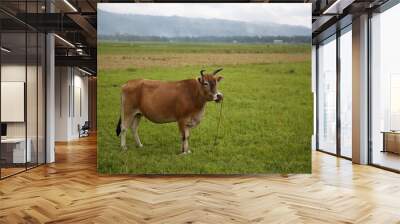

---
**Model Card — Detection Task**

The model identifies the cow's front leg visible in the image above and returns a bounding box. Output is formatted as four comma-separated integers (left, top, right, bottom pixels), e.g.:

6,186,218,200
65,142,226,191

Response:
178,120,190,154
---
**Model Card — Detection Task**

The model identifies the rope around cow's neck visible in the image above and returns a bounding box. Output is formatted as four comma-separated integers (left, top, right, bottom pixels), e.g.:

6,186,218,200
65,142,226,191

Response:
213,99,224,146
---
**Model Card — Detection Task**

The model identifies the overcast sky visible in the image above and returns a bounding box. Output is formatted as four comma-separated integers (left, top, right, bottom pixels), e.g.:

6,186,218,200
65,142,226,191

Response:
98,3,311,28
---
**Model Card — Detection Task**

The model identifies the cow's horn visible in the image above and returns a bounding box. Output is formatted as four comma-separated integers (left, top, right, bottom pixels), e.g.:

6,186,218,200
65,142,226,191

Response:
212,68,223,75
200,69,206,77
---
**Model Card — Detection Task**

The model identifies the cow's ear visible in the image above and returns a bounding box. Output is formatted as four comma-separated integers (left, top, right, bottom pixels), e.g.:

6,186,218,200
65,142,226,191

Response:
198,77,203,83
217,76,224,82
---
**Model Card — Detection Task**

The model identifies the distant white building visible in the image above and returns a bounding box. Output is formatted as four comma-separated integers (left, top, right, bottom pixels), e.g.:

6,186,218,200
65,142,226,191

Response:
273,39,284,44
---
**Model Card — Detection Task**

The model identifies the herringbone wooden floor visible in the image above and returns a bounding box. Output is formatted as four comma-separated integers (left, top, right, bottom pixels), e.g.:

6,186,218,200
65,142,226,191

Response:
1,135,400,224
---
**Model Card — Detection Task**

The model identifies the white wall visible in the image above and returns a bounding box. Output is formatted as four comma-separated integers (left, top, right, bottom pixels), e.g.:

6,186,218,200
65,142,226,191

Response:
71,73,89,138
55,67,69,141
55,67,89,141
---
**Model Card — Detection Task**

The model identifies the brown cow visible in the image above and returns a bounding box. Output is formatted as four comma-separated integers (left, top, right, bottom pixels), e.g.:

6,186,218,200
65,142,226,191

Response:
116,68,224,154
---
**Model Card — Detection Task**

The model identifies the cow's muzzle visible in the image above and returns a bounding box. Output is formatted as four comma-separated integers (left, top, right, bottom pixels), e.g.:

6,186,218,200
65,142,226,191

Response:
214,92,223,103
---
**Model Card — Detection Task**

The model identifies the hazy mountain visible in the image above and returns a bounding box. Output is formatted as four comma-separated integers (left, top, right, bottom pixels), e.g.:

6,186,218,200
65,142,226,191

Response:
98,10,310,37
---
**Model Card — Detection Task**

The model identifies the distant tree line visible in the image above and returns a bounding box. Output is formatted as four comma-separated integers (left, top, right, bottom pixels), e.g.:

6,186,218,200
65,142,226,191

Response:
98,35,311,44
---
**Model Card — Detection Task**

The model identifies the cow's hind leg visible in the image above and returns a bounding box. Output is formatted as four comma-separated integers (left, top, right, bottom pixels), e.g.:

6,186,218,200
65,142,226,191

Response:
131,114,143,147
178,120,190,154
120,92,135,150
121,113,134,150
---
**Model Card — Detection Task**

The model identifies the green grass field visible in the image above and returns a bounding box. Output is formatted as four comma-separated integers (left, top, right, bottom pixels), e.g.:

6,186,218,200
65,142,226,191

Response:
99,41,310,54
98,42,312,174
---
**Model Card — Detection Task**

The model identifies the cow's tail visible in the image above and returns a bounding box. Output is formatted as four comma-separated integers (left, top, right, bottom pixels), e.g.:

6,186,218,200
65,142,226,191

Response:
116,117,122,136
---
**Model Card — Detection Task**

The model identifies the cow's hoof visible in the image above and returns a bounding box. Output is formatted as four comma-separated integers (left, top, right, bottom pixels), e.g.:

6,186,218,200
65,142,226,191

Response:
121,146,128,151
137,144,143,148
180,150,191,155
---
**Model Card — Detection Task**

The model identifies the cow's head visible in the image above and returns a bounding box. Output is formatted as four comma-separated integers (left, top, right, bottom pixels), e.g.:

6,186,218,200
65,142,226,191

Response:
198,68,224,103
